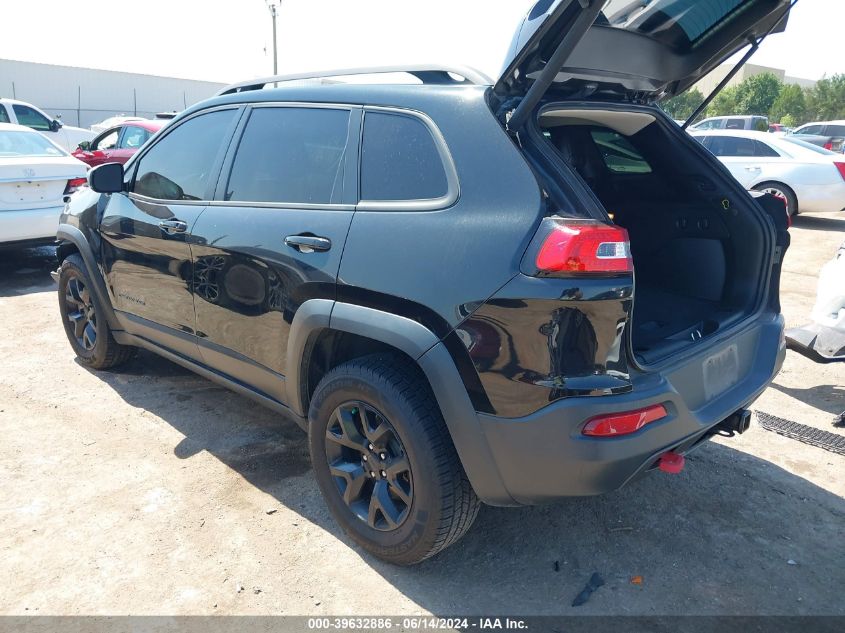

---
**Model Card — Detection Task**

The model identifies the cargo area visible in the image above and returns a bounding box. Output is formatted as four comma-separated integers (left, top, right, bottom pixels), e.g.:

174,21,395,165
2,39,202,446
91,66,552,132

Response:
538,108,770,365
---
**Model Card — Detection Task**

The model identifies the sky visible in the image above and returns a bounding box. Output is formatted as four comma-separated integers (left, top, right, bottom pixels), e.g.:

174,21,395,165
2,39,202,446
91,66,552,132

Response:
1,0,843,86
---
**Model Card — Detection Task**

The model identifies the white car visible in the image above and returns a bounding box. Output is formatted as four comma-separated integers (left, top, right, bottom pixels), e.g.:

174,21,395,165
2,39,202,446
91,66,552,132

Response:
90,115,147,135
0,123,88,248
0,98,94,152
786,240,845,362
690,129,845,216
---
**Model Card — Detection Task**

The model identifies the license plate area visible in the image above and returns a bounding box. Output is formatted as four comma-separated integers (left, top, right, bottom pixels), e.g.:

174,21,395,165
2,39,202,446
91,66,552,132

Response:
703,343,739,401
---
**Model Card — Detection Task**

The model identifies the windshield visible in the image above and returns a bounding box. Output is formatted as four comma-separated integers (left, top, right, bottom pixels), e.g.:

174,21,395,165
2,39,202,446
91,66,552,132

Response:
600,0,757,51
781,137,837,155
0,129,67,157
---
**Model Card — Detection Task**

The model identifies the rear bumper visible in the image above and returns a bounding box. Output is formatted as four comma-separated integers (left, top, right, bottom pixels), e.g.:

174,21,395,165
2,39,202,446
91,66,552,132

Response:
473,315,785,505
793,182,845,214
0,205,64,244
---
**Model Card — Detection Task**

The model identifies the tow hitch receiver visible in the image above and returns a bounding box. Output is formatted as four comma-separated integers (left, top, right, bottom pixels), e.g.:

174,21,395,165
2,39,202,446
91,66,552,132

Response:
658,451,685,474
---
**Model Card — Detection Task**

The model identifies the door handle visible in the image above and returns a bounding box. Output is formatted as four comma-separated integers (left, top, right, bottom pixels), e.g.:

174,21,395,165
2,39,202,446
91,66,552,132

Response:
284,234,332,253
159,219,188,234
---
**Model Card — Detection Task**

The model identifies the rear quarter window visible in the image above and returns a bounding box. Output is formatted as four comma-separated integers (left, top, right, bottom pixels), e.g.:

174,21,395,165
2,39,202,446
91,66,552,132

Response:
360,111,449,202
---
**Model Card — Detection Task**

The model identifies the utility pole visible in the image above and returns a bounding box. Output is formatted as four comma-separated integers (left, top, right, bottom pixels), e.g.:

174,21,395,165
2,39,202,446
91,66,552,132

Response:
266,0,279,75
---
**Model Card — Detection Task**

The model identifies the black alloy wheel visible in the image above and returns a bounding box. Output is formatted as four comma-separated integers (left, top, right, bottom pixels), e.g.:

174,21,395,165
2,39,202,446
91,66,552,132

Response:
64,275,98,351
324,401,413,531
57,253,135,369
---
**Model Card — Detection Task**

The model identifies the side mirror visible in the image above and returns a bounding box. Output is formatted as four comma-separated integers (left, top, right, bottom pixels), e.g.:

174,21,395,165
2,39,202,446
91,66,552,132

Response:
50,119,63,132
88,163,125,194
77,140,91,152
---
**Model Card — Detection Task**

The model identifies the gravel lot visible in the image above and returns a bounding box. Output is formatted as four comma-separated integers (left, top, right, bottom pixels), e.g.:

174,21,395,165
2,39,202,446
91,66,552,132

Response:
1,212,843,616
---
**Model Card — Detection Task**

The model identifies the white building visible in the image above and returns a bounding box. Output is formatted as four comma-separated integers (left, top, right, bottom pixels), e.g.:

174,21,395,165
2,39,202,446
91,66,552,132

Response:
0,59,226,128
694,62,817,96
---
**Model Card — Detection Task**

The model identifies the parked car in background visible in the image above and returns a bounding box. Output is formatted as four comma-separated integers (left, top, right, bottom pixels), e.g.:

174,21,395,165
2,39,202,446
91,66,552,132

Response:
691,130,845,216
72,119,166,168
768,123,792,134
54,0,795,565
690,115,769,131
0,123,87,248
0,98,93,152
90,115,146,135
786,239,845,362
791,120,845,153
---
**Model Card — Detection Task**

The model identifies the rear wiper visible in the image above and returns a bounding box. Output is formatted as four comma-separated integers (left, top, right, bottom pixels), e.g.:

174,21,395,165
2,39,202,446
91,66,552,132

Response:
683,0,799,130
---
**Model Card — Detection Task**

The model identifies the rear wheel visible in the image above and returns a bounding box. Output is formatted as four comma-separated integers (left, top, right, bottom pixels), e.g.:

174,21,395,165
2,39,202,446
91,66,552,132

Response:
58,254,135,370
753,181,798,217
308,354,480,565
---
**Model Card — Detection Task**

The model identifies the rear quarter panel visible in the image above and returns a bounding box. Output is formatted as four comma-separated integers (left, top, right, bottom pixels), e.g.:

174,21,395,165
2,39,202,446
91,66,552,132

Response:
337,89,543,337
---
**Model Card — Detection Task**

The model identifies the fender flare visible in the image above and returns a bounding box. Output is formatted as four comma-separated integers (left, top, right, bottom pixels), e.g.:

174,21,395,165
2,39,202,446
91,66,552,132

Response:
285,299,514,505
56,224,121,332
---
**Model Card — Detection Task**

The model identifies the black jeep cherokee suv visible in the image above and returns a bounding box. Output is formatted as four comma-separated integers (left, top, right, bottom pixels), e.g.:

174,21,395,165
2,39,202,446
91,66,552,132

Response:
56,0,794,564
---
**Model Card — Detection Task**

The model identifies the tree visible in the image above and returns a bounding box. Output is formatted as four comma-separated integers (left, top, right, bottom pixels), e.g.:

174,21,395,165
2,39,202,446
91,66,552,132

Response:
805,74,845,121
662,87,705,121
734,72,783,116
770,83,806,123
779,113,796,128
708,85,740,116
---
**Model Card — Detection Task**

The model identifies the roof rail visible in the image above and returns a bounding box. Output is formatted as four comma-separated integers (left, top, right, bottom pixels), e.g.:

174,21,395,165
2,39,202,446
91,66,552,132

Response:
217,65,493,96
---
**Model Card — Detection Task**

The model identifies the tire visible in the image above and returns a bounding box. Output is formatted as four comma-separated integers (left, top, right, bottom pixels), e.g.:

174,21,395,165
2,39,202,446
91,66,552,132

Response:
58,253,135,370
753,181,798,217
308,354,480,565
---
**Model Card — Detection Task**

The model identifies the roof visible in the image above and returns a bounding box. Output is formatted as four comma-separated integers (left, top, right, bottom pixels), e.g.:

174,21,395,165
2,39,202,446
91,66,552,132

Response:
127,119,167,133
798,120,845,126
0,122,40,133
217,65,492,95
697,115,768,121
177,82,490,124
688,129,775,139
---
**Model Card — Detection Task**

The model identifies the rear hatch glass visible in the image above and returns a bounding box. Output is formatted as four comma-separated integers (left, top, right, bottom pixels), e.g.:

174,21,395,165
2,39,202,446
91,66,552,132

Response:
600,0,760,52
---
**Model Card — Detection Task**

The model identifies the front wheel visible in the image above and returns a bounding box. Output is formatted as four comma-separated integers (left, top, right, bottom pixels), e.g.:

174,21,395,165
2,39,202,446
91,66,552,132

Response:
58,254,135,370
308,354,480,565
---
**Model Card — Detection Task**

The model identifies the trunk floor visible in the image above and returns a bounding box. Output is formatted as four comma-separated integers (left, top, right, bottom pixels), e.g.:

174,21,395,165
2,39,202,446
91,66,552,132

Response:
632,286,721,352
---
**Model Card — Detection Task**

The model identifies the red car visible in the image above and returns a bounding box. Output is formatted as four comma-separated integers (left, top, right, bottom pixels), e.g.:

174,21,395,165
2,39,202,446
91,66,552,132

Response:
72,119,166,167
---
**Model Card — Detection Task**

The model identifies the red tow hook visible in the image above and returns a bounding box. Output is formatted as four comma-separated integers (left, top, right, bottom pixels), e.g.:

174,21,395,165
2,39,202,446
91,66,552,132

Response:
658,451,685,474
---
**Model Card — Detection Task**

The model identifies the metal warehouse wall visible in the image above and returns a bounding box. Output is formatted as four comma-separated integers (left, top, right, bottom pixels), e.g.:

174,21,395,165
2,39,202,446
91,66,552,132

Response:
0,59,226,128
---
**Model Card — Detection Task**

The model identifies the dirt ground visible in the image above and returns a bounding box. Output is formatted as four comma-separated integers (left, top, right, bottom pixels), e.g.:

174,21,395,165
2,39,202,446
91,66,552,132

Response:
1,212,843,617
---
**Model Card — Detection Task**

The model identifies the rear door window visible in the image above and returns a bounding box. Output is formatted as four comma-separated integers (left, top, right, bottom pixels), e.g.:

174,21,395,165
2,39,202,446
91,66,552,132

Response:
360,111,448,202
0,106,9,123
132,109,237,201
225,107,350,205
753,140,780,157
797,124,822,135
725,118,746,130
590,129,652,173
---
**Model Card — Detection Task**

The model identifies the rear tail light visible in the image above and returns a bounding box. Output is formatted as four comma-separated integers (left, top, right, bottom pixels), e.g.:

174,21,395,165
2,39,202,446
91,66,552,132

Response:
824,141,833,151
834,162,845,182
535,220,632,274
582,404,668,437
64,177,88,195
